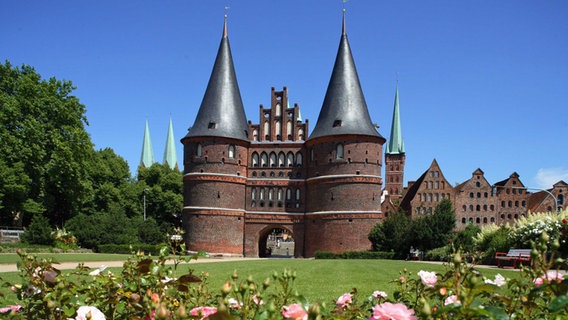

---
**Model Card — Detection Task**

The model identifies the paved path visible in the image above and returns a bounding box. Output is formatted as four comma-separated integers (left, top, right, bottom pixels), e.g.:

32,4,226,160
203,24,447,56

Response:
0,257,263,273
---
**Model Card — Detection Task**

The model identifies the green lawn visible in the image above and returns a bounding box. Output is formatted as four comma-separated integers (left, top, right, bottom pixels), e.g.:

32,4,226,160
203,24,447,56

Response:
0,258,519,307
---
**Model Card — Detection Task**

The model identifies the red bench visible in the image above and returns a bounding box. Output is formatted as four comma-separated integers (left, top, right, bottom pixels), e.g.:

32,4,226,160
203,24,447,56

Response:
495,249,531,268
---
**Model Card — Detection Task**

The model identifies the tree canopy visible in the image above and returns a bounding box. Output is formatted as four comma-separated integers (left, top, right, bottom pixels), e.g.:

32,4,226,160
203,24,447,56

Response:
0,61,93,226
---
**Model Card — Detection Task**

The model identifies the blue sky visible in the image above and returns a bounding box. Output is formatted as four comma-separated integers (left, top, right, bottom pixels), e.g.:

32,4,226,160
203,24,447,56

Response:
2,1,567,190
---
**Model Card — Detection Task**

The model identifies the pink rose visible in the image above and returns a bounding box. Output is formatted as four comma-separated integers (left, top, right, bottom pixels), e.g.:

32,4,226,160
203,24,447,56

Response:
336,293,353,308
417,270,438,287
534,270,565,286
253,294,264,305
0,305,24,314
370,302,417,320
282,303,308,320
75,306,106,320
444,295,461,306
190,306,217,319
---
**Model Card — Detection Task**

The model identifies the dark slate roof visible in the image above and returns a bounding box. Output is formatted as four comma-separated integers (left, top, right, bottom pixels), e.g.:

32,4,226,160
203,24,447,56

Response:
184,18,249,142
308,15,383,140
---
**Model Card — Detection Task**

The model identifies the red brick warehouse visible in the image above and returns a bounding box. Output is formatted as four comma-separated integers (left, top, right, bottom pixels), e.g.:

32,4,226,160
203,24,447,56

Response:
181,14,390,257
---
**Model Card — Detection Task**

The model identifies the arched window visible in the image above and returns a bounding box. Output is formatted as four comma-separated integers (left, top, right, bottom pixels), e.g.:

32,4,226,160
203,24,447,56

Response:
287,121,292,140
277,188,283,201
558,194,564,205
268,188,274,201
276,103,282,116
298,128,304,140
251,188,257,200
336,143,344,159
260,188,265,200
278,152,286,167
462,205,466,211
228,145,235,159
261,152,268,167
269,152,277,167
286,188,292,200
251,152,259,167
264,121,270,139
253,129,258,141
287,152,294,167
275,121,281,140
196,144,202,157
295,152,303,166
295,189,301,200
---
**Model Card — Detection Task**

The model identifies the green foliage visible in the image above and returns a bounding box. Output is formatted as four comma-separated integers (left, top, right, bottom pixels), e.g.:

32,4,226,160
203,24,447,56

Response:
424,246,451,262
474,224,514,264
4,235,566,318
137,163,183,227
96,244,162,255
0,61,94,227
20,215,53,246
370,200,457,258
453,223,481,253
314,250,396,259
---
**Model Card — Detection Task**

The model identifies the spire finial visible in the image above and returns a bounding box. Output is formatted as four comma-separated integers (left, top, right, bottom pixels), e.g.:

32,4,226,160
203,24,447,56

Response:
223,13,228,37
342,7,346,35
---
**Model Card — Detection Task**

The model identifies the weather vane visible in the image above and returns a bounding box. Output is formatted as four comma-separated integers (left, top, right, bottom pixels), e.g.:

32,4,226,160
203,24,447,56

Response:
342,0,348,12
224,3,230,18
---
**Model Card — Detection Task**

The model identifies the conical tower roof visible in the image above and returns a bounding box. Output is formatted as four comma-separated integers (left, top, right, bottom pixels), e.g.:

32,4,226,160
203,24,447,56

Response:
386,85,405,154
163,117,178,170
184,17,249,141
309,13,382,140
140,120,154,168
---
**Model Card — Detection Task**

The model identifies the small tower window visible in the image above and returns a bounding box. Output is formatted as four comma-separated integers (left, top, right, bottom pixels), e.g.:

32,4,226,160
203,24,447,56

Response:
333,120,342,127
336,143,344,159
208,121,216,129
196,144,202,157
228,145,235,159
251,152,259,167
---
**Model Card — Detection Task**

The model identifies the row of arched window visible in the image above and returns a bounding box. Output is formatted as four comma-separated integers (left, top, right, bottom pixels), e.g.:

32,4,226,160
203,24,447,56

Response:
252,122,304,141
251,187,301,201
251,151,303,167
500,200,526,208
418,193,449,202
251,171,302,178
195,144,237,159
462,204,496,212
461,217,496,224
425,181,445,189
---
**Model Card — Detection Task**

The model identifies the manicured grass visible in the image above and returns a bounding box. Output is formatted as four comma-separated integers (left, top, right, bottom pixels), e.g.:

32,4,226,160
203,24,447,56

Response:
0,253,132,264
183,259,518,303
0,258,519,306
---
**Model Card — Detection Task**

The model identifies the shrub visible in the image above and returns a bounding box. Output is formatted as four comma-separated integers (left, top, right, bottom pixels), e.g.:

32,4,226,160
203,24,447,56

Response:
20,215,53,246
424,246,450,262
96,244,162,255
315,250,395,260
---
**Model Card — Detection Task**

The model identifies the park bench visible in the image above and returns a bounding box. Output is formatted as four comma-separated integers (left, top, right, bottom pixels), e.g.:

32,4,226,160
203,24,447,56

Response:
495,249,531,268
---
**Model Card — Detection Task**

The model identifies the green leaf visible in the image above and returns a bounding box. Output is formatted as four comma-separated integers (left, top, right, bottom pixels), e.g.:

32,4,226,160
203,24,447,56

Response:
549,295,568,313
484,306,509,320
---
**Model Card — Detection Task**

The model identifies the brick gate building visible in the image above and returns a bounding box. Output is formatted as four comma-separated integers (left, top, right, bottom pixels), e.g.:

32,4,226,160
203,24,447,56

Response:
181,15,386,257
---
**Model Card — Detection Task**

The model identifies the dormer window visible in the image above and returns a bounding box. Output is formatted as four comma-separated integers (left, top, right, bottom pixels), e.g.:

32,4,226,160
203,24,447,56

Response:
333,120,342,127
208,121,216,129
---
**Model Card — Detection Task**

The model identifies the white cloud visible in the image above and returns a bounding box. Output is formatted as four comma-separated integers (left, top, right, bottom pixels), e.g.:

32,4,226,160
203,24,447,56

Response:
534,167,568,189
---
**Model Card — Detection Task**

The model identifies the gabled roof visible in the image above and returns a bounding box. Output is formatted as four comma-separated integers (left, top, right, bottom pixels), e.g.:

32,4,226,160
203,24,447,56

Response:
184,17,249,142
386,85,405,154
308,13,383,140
494,172,523,187
140,120,154,168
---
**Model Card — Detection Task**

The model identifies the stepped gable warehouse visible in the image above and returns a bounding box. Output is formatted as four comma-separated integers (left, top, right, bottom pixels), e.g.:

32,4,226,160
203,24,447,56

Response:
181,14,387,257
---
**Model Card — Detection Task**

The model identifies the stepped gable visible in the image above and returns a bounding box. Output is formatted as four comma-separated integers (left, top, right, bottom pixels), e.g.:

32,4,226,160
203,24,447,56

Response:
308,13,383,140
184,17,249,142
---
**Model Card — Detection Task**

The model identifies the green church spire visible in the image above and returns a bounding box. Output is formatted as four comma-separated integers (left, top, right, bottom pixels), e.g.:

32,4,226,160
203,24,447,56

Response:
163,117,178,170
140,119,154,168
386,85,405,154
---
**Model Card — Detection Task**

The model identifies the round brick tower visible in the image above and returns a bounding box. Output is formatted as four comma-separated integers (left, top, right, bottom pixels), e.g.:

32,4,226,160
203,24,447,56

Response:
181,18,249,255
304,14,386,257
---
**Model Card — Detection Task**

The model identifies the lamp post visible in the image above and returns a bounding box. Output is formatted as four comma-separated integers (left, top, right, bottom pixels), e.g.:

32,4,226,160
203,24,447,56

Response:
143,188,148,221
493,185,558,213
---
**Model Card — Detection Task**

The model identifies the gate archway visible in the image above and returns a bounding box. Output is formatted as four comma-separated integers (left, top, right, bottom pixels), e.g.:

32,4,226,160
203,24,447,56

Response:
258,226,294,258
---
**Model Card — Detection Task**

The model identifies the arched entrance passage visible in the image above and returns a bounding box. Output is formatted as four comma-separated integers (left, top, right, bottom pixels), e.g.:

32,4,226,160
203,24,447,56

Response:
258,226,295,258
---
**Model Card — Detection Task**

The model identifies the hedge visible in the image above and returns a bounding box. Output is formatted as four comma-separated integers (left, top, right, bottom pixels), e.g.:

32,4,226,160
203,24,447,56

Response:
96,244,162,255
314,250,395,260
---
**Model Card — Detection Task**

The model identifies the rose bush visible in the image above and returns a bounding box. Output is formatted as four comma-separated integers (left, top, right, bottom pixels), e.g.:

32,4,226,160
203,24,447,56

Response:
3,233,567,319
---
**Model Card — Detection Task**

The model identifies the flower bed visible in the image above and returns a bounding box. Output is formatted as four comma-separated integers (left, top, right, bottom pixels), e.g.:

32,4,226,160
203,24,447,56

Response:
2,235,567,319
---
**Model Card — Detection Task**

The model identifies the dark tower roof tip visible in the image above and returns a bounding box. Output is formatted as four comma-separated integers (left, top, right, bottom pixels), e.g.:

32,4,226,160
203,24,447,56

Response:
184,17,249,141
308,13,383,140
